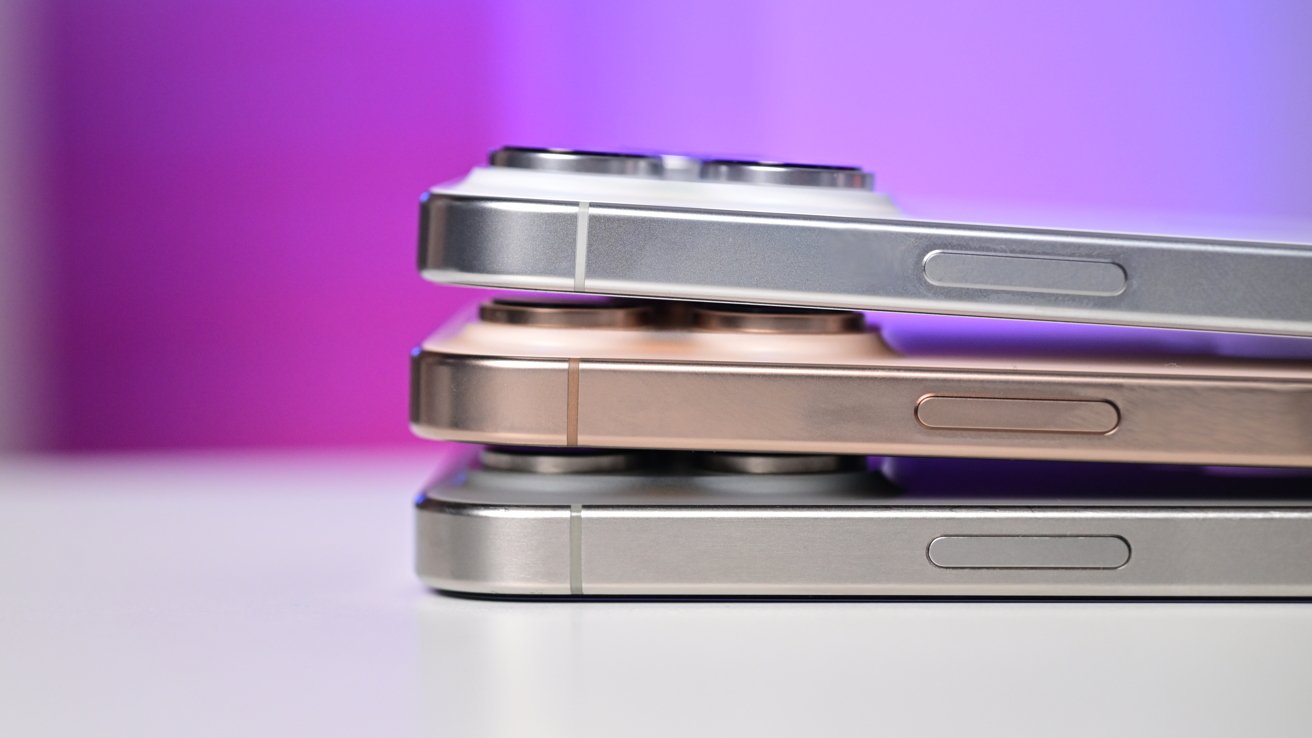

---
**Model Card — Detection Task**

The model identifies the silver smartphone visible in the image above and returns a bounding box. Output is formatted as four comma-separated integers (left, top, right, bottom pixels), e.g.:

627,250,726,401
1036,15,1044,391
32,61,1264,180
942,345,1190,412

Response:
411,298,1312,468
417,445,1312,598
419,147,1312,337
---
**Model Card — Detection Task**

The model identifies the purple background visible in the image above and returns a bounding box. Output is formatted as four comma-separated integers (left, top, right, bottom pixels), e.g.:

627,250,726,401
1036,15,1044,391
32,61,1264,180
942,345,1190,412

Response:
25,0,1312,451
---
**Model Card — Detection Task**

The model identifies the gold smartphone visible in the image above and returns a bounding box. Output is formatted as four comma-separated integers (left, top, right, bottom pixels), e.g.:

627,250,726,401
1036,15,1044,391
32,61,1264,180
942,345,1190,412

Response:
411,299,1312,467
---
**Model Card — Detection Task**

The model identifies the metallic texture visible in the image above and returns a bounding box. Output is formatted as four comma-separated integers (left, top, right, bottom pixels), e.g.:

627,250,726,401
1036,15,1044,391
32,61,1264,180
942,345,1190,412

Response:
409,352,570,446
418,195,1312,336
415,456,1312,597
694,452,865,474
415,500,572,596
479,298,654,329
571,360,1312,466
915,397,1120,434
479,447,646,474
926,535,1131,569
419,196,577,291
566,358,580,446
411,348,1312,467
574,201,589,289
576,509,1296,596
489,146,665,177
658,154,702,181
699,159,874,190
569,505,583,594
922,251,1128,296
691,305,864,334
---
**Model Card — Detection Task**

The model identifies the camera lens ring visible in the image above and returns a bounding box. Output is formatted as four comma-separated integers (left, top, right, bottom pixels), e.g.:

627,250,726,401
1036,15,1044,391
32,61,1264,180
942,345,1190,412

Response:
479,447,647,474
694,452,866,475
691,304,864,334
479,298,656,329
700,159,874,189
489,146,666,178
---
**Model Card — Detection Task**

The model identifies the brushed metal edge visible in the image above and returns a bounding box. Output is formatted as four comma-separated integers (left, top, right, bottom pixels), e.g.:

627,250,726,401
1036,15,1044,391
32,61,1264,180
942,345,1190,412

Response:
415,498,572,595
409,350,571,446
415,496,1312,598
409,348,1312,467
417,194,1312,336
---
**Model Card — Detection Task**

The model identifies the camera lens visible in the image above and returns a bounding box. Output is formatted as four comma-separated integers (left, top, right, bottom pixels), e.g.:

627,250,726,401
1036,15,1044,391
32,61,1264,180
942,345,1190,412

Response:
691,305,864,334
694,453,866,475
489,146,665,177
479,298,655,329
479,447,647,474
700,159,873,189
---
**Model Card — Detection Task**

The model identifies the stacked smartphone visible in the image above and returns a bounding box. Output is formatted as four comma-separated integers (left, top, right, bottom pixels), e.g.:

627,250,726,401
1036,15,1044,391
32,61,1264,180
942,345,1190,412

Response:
410,146,1312,598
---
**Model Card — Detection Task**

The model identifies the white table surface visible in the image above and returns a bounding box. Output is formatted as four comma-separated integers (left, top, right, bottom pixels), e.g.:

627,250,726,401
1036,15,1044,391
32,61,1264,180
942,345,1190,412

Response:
2,452,1310,738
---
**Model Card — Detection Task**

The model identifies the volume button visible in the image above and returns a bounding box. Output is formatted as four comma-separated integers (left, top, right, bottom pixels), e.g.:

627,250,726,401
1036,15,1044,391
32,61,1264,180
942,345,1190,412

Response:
928,536,1131,569
923,251,1127,296
916,397,1120,434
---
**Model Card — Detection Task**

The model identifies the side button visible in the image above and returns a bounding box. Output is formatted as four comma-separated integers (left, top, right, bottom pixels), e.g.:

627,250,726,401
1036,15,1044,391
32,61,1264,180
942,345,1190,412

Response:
923,251,1127,296
928,536,1130,569
916,397,1119,434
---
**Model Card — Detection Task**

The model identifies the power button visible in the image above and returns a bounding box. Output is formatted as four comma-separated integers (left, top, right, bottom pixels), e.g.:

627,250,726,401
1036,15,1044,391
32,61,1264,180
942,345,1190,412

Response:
928,536,1131,569
916,397,1120,434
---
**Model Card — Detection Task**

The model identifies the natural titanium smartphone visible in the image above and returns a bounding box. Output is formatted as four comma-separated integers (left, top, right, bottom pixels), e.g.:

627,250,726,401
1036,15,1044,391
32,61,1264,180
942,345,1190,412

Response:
418,147,1312,337
410,298,1312,468
416,445,1312,598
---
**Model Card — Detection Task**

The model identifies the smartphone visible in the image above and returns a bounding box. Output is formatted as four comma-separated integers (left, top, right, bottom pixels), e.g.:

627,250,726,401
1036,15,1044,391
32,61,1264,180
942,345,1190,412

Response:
418,147,1312,337
416,445,1312,598
410,298,1312,468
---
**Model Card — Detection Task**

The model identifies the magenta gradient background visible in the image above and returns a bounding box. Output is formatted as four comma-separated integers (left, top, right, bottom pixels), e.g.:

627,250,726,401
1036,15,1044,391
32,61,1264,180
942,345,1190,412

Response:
31,0,1312,451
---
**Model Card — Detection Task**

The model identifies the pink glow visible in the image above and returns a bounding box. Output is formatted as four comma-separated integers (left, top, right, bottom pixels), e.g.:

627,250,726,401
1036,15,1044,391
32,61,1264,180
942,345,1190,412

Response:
32,0,1312,450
